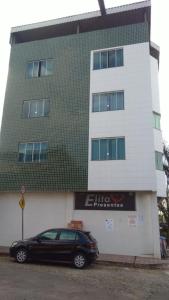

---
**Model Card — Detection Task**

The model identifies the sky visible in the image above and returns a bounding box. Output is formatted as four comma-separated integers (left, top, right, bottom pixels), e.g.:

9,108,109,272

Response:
0,0,168,142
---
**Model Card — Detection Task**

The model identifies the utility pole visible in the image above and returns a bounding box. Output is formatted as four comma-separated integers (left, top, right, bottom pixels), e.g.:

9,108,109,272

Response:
98,0,106,16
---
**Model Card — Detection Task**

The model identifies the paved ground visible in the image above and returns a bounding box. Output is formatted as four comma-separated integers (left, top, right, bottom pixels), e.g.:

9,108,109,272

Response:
1,257,169,300
1,246,169,268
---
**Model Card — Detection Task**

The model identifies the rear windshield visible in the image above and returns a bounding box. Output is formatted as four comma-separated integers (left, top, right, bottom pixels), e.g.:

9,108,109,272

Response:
84,232,96,242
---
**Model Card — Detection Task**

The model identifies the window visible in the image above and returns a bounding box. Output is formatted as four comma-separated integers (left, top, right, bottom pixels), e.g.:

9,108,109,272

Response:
18,142,48,163
22,99,50,118
153,112,161,130
59,230,76,241
38,230,58,240
92,138,125,160
93,48,123,70
155,151,163,171
92,91,124,112
27,59,53,78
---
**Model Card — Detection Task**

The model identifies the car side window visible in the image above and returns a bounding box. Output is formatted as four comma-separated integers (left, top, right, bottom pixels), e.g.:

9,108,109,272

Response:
59,230,76,241
38,230,58,240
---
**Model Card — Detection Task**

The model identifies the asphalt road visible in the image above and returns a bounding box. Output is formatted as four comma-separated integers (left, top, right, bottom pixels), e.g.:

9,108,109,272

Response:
1,256,169,300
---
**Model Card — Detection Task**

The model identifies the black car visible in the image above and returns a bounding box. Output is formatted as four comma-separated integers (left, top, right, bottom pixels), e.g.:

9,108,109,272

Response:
10,228,99,269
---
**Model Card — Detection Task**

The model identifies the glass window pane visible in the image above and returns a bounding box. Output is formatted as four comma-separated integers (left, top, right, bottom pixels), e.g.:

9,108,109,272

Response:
37,100,44,117
117,138,125,160
109,139,116,160
93,52,100,70
100,139,108,160
30,101,39,118
108,50,116,67
33,143,40,162
100,94,108,111
92,95,100,112
116,92,124,110
23,101,30,118
40,60,47,76
155,152,158,169
153,113,161,129
59,230,76,240
33,61,39,77
44,100,50,116
92,140,99,160
18,143,26,162
25,143,33,162
155,151,163,170
101,51,108,69
39,230,58,240
109,93,117,110
153,113,156,128
46,60,53,75
159,153,163,170
40,142,48,161
157,115,161,129
27,62,33,78
155,116,158,129
116,49,123,66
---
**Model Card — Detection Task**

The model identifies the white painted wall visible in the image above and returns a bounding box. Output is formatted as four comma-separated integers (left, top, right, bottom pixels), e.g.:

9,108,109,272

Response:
151,56,160,113
0,192,160,257
74,192,160,257
88,42,165,197
150,56,166,197
0,192,73,246
153,130,166,196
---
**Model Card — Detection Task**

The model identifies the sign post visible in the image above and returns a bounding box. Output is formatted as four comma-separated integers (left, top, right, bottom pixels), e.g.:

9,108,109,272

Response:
19,186,26,240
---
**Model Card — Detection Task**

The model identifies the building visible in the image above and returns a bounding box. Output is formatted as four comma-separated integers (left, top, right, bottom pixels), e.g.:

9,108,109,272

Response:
0,0,166,257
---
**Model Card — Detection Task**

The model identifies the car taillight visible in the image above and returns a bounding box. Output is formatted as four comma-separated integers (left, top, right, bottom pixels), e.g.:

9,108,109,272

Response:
89,242,96,249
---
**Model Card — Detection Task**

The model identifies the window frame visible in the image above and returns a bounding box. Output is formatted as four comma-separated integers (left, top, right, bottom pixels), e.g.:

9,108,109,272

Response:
38,229,59,241
22,99,50,119
91,137,125,161
93,47,124,70
26,58,54,79
92,90,124,112
58,230,77,241
153,111,161,130
18,141,48,163
155,151,163,171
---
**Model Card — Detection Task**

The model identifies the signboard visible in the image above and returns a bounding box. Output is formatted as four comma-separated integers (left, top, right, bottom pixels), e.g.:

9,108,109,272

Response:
19,195,25,209
105,219,114,231
75,192,135,211
128,215,137,226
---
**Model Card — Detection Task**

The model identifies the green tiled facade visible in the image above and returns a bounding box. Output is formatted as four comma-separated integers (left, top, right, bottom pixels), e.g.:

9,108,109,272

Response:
0,22,149,192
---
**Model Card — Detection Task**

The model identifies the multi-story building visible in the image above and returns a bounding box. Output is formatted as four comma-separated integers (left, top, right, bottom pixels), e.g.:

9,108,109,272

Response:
0,0,166,257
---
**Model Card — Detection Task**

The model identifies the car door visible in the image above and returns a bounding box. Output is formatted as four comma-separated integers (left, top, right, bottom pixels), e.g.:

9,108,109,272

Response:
55,230,78,261
29,229,59,260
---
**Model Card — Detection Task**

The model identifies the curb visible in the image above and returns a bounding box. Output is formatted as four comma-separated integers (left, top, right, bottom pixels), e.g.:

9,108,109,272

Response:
96,259,166,270
0,252,168,270
0,253,9,257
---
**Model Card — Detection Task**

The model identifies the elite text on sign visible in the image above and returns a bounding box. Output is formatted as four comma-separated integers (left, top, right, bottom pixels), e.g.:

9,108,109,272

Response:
75,192,135,211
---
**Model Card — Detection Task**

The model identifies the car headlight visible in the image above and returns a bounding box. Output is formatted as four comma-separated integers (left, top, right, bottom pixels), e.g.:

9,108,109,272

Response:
11,241,18,247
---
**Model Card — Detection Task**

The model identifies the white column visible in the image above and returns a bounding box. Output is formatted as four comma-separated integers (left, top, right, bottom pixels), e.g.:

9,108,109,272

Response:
151,192,161,258
65,193,74,226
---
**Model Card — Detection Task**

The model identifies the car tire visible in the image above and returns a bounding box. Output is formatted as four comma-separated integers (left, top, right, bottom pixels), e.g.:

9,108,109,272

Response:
73,252,87,269
15,248,27,263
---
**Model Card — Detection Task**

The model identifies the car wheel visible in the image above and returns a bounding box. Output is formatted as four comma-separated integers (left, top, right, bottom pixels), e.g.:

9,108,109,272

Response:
15,248,27,263
73,252,87,269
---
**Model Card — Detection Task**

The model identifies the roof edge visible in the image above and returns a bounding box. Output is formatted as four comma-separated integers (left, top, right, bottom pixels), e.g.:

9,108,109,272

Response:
150,41,160,63
11,0,151,34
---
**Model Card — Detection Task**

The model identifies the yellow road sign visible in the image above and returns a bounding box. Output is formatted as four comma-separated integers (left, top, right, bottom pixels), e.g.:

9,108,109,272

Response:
19,195,25,209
